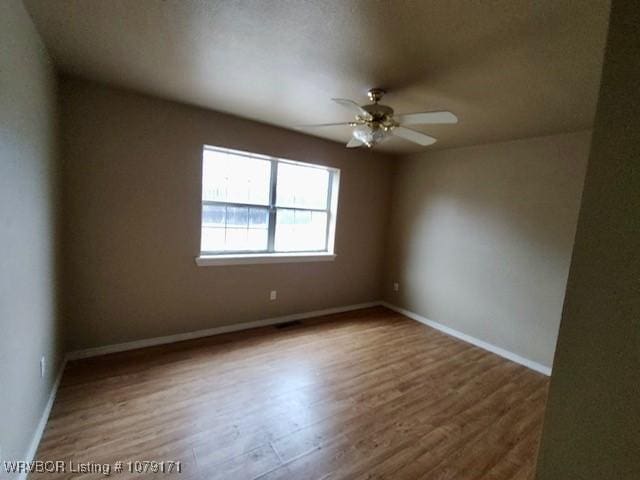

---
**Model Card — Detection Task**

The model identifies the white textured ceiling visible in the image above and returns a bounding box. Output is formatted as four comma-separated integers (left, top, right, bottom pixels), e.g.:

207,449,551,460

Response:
25,0,610,153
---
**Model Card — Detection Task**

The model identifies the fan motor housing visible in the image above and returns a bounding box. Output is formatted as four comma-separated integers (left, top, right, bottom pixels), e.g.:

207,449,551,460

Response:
361,103,396,130
363,103,393,117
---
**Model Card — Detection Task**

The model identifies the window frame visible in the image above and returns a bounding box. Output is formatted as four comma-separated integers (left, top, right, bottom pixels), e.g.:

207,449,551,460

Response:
197,145,340,264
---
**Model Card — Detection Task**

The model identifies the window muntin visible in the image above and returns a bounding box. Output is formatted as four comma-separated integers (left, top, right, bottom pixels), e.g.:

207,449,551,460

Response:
200,146,339,255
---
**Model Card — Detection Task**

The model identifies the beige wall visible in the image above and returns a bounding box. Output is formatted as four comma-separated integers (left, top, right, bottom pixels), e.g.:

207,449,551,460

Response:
536,0,639,478
59,77,391,351
384,131,591,367
0,0,62,466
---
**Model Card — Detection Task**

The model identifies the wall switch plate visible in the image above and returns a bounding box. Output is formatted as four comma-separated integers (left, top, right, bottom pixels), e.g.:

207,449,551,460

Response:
270,290,277,301
40,356,45,378
393,282,400,292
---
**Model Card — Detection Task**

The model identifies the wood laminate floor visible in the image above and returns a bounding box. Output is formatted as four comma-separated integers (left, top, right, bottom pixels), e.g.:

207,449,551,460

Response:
33,307,549,480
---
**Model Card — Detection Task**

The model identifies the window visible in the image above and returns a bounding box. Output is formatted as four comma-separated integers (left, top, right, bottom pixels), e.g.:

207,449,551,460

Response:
197,146,339,265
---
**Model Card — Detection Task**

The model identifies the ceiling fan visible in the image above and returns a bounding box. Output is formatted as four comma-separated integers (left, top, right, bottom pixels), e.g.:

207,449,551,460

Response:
299,88,458,148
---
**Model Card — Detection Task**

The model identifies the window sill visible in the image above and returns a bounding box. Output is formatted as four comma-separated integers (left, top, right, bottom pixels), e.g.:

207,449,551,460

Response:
195,252,337,267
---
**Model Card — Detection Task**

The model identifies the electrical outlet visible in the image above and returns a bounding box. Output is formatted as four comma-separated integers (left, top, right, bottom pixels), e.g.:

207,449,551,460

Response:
393,282,400,292
270,290,277,301
40,356,45,378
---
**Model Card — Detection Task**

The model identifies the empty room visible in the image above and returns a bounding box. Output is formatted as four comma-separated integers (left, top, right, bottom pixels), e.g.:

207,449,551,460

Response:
2,1,638,479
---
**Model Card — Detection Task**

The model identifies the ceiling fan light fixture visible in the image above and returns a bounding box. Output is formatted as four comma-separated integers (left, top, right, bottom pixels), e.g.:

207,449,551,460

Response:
352,124,389,148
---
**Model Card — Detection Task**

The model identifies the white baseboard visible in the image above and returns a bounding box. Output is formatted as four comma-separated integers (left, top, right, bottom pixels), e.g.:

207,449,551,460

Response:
67,301,381,360
66,300,553,371
381,302,552,376
18,357,68,480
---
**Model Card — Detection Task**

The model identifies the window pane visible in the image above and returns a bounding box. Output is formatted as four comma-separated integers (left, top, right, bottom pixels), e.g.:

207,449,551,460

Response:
226,205,248,227
247,228,268,250
276,163,329,210
249,207,268,228
201,205,268,252
202,149,271,205
200,227,226,252
202,204,225,227
275,208,328,252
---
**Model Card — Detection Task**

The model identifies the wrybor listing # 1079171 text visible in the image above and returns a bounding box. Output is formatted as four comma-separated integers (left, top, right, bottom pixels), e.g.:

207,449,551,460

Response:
3,460,183,476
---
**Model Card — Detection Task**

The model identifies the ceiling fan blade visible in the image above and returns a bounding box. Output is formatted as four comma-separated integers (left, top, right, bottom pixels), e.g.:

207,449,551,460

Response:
332,98,373,120
346,137,364,148
396,111,458,125
296,122,355,128
393,126,437,146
